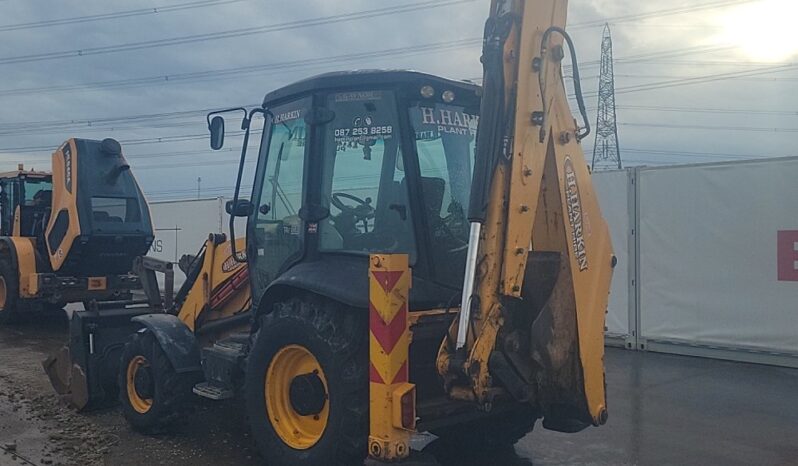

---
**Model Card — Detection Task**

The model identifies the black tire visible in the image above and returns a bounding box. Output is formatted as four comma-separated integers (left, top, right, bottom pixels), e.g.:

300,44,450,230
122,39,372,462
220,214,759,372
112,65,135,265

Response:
245,295,368,466
118,330,200,432
0,258,20,325
431,405,538,452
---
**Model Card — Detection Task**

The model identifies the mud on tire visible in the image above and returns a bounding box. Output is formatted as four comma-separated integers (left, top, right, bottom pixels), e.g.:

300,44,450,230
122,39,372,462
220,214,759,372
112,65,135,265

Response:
245,295,368,466
118,330,200,432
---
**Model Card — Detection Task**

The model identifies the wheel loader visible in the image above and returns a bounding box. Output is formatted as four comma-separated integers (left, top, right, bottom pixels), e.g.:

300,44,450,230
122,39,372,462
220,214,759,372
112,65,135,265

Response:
46,0,614,464
0,138,154,324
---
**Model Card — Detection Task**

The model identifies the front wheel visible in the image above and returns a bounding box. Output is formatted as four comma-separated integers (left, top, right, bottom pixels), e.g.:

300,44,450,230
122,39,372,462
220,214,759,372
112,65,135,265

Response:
0,259,20,325
118,330,200,432
245,296,368,466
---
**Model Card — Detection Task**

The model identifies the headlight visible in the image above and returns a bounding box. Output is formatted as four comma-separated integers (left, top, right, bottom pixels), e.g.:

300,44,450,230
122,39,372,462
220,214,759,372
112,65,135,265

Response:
420,85,435,99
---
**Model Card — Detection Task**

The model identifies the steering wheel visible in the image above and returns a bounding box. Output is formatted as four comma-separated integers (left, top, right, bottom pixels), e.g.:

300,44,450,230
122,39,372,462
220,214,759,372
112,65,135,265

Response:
437,204,469,253
331,192,375,231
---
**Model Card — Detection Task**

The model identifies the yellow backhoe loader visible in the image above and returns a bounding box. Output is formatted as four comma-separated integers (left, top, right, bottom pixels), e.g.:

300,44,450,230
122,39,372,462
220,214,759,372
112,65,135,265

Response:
0,138,154,324
47,0,614,463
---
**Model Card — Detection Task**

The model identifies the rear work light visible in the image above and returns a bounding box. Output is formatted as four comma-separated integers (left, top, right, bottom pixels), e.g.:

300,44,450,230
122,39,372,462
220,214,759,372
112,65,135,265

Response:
392,383,416,431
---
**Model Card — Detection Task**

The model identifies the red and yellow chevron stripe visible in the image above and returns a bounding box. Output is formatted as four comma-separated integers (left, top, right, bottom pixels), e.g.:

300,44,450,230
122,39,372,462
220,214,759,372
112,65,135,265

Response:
368,254,415,461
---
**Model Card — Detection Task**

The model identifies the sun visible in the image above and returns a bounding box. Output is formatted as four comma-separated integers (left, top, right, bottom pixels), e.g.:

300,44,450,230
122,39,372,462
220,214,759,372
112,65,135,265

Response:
715,0,798,62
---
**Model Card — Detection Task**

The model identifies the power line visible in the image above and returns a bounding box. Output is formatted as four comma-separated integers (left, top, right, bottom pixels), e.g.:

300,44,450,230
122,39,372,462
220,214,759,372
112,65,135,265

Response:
619,122,798,133
625,58,798,67
0,130,262,154
0,0,475,65
0,39,481,97
0,3,745,99
579,73,798,84
146,183,253,197
580,62,798,98
0,0,246,32
0,0,748,69
7,55,798,145
0,42,735,109
0,147,248,167
469,44,739,84
616,105,798,117
0,105,258,131
614,73,798,82
620,147,793,160
568,0,757,29
134,158,255,171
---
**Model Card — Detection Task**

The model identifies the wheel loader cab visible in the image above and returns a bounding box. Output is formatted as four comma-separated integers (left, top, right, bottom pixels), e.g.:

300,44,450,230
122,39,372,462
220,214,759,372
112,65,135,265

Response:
246,71,480,310
46,138,154,275
0,171,53,238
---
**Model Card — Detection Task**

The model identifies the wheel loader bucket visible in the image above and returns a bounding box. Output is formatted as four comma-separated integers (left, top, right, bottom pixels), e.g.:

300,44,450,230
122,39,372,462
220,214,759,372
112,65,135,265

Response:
43,308,150,411
44,345,93,410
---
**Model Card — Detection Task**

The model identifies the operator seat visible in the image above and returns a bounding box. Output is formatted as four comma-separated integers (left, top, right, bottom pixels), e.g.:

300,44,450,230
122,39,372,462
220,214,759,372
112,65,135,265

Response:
25,189,53,237
421,176,446,218
386,176,445,255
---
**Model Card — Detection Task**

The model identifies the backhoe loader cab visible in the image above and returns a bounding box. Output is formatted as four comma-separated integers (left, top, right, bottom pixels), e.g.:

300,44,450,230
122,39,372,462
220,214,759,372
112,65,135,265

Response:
232,71,482,309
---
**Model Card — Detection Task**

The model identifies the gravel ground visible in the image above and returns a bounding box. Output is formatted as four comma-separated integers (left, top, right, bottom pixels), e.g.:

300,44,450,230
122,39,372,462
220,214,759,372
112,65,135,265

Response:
0,313,262,466
5,310,794,466
0,312,535,466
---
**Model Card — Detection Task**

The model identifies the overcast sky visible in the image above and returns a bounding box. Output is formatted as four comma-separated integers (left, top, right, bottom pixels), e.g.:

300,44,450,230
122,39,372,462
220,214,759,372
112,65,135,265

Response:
0,0,796,200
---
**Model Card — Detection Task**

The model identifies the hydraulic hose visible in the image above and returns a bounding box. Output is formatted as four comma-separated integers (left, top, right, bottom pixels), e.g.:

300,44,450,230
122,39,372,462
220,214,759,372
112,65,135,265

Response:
539,26,591,142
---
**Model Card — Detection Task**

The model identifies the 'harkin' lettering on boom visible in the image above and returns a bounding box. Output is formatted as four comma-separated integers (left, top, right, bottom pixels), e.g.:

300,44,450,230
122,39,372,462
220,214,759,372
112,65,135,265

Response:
564,157,588,271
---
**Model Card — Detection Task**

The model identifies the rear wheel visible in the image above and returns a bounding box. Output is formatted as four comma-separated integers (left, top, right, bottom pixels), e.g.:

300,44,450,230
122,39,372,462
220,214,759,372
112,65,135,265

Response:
0,259,20,325
118,331,199,432
245,296,368,466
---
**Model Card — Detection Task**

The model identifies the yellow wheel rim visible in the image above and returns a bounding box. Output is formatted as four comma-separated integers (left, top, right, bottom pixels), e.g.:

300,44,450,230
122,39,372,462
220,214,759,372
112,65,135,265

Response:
0,276,7,310
266,344,329,450
126,355,153,414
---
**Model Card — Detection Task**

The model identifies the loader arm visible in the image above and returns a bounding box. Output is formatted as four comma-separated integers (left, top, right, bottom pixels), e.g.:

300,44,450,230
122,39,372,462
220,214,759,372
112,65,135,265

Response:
437,0,614,429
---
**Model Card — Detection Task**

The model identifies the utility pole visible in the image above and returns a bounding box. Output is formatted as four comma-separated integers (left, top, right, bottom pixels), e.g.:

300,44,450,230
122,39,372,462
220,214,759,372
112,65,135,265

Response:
592,23,622,171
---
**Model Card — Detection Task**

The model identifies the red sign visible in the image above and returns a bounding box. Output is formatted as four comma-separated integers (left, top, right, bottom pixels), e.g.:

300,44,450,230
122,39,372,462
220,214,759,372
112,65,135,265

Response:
777,231,798,282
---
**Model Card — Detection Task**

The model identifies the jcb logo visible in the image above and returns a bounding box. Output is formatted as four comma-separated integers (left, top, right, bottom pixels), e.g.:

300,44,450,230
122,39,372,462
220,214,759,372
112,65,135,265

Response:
777,231,798,282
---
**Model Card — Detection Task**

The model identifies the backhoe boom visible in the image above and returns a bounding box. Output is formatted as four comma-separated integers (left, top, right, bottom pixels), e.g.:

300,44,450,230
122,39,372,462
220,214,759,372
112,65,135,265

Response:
437,0,614,429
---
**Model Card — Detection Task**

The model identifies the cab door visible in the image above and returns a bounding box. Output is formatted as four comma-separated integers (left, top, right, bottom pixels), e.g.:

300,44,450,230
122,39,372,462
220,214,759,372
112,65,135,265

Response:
0,178,20,236
248,98,310,302
0,179,11,235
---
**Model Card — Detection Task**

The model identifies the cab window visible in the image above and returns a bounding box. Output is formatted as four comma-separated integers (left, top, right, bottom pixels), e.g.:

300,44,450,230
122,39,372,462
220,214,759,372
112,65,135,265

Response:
410,101,478,287
251,99,309,287
319,91,415,260
23,178,52,206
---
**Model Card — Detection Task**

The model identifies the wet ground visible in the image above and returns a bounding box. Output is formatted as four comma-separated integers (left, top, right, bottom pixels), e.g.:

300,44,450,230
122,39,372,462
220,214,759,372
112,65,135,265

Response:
1,314,797,466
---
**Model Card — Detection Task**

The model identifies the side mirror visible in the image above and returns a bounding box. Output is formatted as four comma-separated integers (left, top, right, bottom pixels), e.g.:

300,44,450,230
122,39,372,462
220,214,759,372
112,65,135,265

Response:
225,199,253,217
209,116,225,150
